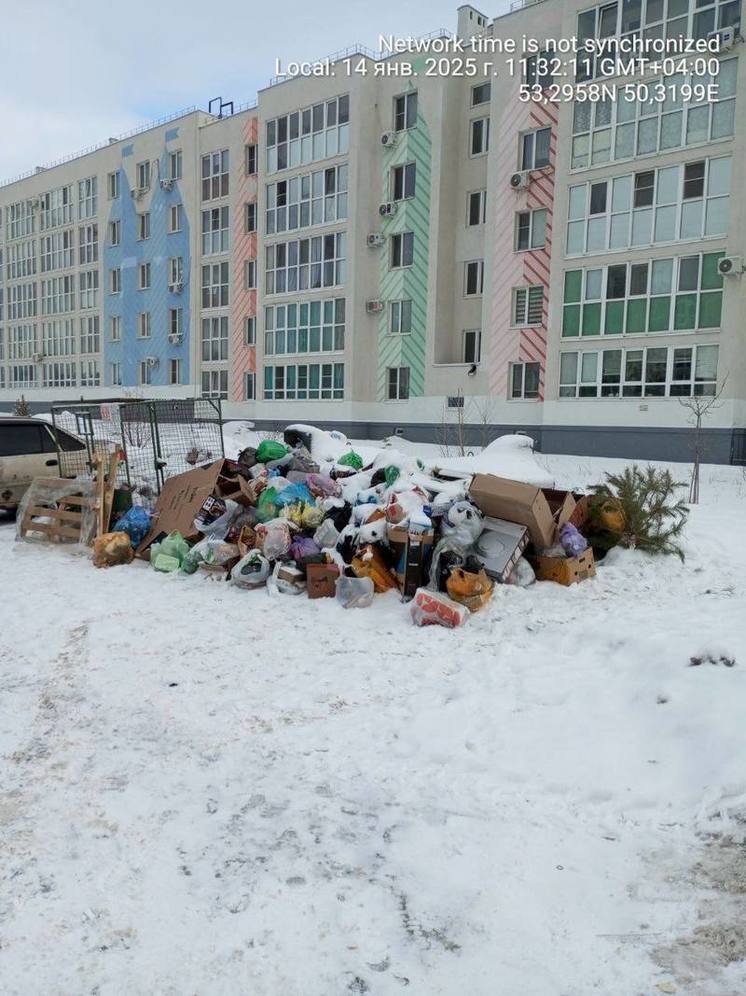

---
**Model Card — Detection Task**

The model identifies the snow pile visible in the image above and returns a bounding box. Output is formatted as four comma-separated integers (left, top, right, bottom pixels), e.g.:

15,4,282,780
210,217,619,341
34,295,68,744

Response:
428,434,554,487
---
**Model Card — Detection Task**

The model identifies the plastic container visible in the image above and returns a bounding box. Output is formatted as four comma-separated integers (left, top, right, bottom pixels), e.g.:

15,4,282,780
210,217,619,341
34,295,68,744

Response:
335,575,375,609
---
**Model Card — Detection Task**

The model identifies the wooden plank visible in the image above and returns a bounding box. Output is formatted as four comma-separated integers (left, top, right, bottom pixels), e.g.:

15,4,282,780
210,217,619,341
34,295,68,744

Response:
20,521,82,540
54,494,96,508
25,506,84,524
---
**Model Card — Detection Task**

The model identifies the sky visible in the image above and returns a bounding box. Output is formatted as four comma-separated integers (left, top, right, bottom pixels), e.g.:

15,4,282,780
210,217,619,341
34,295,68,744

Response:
0,0,508,182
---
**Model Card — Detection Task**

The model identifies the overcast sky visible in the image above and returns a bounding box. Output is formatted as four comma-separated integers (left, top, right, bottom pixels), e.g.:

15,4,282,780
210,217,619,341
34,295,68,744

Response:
0,0,509,182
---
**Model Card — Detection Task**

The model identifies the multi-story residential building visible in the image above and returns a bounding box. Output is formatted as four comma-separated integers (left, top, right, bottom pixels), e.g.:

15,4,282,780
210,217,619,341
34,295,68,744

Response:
0,0,744,462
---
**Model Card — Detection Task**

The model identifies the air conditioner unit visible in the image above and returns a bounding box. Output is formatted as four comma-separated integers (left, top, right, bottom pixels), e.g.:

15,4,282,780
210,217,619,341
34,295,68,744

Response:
708,25,737,50
159,178,174,191
169,281,184,293
381,131,398,147
168,332,183,345
510,171,531,190
718,254,744,276
366,299,385,314
379,202,398,217
146,356,159,368
367,232,385,248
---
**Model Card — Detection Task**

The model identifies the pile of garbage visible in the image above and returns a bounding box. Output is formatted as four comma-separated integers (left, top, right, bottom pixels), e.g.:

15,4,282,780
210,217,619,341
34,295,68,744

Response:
88,426,598,629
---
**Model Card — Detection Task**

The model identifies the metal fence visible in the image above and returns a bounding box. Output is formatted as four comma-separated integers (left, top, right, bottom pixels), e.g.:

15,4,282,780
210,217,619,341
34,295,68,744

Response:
50,398,224,508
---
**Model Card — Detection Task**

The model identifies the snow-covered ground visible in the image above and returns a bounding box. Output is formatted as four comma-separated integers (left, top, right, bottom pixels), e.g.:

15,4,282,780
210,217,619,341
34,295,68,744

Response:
1,445,746,995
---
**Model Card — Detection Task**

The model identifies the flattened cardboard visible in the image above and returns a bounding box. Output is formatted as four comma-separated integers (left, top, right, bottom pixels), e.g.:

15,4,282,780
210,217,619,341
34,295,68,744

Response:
474,516,530,582
534,548,596,586
469,474,577,548
137,460,224,554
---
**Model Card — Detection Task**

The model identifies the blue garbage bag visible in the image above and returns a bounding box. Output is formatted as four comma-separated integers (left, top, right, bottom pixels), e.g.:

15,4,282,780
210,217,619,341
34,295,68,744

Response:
112,506,151,547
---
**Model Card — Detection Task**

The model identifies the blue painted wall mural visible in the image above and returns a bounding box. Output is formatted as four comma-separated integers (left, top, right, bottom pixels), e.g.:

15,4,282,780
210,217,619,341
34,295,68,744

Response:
104,132,191,388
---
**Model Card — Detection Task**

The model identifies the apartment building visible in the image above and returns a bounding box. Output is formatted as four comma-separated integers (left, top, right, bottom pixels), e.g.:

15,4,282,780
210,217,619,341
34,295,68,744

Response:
0,0,743,462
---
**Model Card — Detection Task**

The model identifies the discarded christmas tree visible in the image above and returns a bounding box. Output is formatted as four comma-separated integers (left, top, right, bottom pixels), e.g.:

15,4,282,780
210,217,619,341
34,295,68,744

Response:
587,465,689,562
14,395,31,417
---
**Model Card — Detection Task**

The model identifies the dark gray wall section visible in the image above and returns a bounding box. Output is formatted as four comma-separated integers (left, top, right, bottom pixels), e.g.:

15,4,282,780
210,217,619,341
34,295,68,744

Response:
2,401,744,464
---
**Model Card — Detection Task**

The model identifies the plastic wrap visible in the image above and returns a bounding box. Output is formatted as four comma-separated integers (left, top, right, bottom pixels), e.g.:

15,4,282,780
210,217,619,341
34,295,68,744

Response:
335,575,375,608
16,478,98,549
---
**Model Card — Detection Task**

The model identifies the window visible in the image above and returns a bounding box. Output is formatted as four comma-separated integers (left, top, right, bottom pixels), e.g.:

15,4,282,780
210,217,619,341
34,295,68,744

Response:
521,127,551,170
169,308,183,338
510,361,541,399
79,270,99,310
40,230,74,272
566,156,731,254
201,206,230,255
265,164,348,234
559,344,719,398
41,276,74,316
244,316,256,345
391,232,414,268
38,187,72,231
41,319,75,357
471,81,491,106
202,262,229,307
78,177,97,219
136,160,151,191
392,162,416,201
570,59,738,170
139,262,151,290
202,150,230,200
265,95,349,173
169,204,182,233
169,359,183,385
464,260,484,296
7,241,37,279
264,362,343,400
390,299,412,335
7,200,35,239
387,366,410,400
245,143,258,176
463,329,481,364
244,372,256,400
201,316,228,361
169,150,182,181
170,256,184,291
512,286,544,326
244,260,257,289
8,283,38,320
526,50,556,88
561,252,726,338
8,324,36,360
110,268,121,294
202,369,228,398
137,312,151,338
515,208,547,250
79,360,100,387
264,299,345,355
139,361,153,386
107,171,120,199
394,92,418,131
109,220,120,246
79,316,100,354
245,202,257,233
111,362,122,386
265,233,346,293
110,315,121,341
467,190,487,227
41,361,76,389
470,117,490,156
138,212,151,240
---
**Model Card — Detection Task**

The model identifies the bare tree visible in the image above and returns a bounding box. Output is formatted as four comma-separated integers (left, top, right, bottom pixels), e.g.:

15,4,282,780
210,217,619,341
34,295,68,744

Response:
470,394,498,451
436,388,468,457
678,375,727,504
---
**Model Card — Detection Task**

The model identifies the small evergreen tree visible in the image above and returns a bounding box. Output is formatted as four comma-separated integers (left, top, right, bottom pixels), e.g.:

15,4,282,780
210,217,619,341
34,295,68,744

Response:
587,465,689,561
14,395,31,417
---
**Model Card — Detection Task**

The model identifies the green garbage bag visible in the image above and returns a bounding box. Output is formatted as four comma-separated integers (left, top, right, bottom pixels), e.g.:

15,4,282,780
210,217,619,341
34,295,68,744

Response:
256,486,279,523
160,531,190,564
153,553,181,573
256,440,289,463
384,465,400,487
338,451,363,471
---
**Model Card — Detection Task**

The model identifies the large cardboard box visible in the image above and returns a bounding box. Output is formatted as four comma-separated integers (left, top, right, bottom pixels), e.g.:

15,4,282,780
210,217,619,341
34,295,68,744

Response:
469,474,575,548
137,460,225,554
473,516,529,582
533,548,596,586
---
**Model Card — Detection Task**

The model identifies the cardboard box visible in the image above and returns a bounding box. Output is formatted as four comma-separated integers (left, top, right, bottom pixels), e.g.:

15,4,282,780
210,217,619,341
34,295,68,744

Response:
137,460,225,554
351,544,398,593
533,548,596,586
473,516,530,582
469,474,577,548
403,529,435,599
569,493,591,531
306,563,340,599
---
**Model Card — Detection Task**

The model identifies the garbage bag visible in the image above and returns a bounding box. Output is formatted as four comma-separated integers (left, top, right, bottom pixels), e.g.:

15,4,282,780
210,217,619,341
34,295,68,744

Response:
112,506,151,547
160,531,190,564
287,445,319,474
256,519,292,561
410,588,469,628
505,557,536,587
256,440,290,463
335,575,375,608
338,451,363,471
300,502,324,529
560,522,589,557
256,486,279,523
290,536,320,561
314,518,339,550
440,500,483,546
307,473,341,498
231,550,271,588
93,532,134,568
275,482,315,507
153,553,181,573
194,497,239,538
446,565,494,613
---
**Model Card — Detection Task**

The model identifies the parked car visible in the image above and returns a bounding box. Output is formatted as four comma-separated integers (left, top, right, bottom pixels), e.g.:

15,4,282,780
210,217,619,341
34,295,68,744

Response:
0,417,86,513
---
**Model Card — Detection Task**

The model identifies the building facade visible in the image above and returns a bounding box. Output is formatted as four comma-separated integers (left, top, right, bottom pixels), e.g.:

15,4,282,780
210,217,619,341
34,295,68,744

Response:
0,0,744,462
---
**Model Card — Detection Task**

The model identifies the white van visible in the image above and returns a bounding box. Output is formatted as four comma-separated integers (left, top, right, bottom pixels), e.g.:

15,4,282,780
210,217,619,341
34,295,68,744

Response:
0,417,86,513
